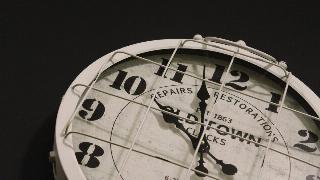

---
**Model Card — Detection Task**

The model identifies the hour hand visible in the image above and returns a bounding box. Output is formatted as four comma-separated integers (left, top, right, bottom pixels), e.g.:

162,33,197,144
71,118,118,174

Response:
154,99,198,147
153,99,180,125
154,98,211,177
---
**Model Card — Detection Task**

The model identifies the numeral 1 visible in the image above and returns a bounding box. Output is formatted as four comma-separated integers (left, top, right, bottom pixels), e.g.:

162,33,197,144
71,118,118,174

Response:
266,92,281,113
209,64,225,83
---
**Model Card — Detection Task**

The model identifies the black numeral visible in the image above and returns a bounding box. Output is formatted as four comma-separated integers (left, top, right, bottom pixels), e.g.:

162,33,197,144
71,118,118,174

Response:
78,99,105,121
306,175,320,180
266,92,281,113
294,130,319,152
154,58,169,78
209,64,225,84
208,64,249,91
110,70,147,95
154,58,188,84
225,70,249,91
170,63,188,83
75,142,104,168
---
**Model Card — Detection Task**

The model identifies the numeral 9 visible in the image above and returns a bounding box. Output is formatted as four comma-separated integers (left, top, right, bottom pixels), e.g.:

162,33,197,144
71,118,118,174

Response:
78,99,105,121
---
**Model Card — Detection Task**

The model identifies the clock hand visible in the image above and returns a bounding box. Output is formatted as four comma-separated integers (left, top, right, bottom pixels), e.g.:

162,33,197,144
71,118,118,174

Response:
154,65,217,177
207,151,238,175
153,99,198,148
154,99,238,176
195,64,238,176
195,147,209,177
154,65,237,176
197,65,210,138
194,64,210,176
154,99,209,176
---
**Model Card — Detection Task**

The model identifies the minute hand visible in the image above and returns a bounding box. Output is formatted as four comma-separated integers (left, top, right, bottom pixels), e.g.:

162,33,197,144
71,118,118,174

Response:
196,65,238,176
197,78,210,138
194,65,211,176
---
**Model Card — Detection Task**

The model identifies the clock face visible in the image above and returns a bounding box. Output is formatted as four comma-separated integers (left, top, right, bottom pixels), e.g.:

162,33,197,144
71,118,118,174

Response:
67,49,320,180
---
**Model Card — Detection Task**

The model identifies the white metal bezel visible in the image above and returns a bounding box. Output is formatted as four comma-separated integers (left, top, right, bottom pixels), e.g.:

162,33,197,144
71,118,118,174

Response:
54,39,320,180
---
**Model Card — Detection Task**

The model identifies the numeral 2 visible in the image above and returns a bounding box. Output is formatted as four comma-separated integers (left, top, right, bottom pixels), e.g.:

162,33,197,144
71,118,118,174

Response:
75,142,104,168
294,130,319,152
306,175,320,180
209,64,249,91
225,70,249,91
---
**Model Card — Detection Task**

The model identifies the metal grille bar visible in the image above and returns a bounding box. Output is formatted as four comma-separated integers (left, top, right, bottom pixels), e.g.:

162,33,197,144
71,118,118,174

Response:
182,48,238,179
257,73,291,179
116,41,182,179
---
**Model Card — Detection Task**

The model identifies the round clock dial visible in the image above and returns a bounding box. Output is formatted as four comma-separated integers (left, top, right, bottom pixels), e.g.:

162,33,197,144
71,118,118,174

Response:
52,37,320,180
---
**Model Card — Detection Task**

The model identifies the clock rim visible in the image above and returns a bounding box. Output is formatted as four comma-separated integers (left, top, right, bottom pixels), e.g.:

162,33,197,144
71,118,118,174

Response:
53,38,320,180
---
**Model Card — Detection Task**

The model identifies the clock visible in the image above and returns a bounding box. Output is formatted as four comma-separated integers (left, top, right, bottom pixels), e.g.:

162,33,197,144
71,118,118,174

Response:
50,35,320,180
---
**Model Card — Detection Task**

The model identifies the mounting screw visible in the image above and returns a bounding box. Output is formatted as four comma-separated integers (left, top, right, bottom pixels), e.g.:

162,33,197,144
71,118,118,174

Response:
236,40,246,46
279,61,288,69
49,151,56,162
49,151,57,177
193,34,204,41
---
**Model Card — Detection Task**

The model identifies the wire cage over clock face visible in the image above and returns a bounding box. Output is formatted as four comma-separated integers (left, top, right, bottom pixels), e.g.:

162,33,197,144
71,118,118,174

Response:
57,37,320,180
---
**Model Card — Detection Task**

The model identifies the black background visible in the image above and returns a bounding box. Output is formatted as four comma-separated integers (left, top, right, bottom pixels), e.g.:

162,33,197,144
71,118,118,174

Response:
1,1,320,180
